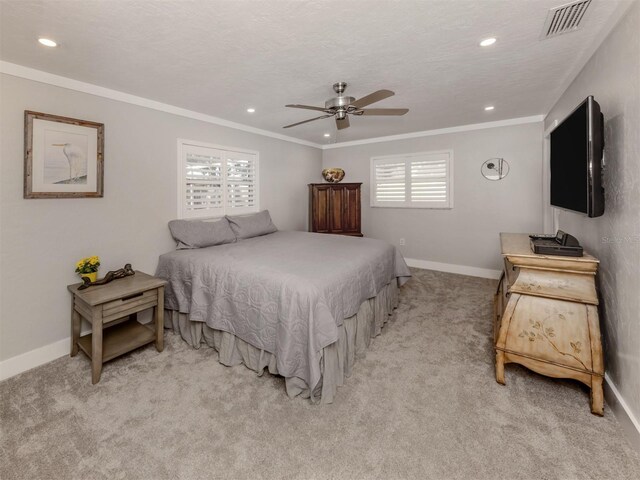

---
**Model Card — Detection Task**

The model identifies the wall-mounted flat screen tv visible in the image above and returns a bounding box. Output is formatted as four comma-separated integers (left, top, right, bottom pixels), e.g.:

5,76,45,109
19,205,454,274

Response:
550,95,604,217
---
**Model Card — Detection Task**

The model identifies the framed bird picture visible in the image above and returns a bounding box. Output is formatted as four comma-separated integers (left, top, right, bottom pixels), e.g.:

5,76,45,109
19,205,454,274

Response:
24,111,104,198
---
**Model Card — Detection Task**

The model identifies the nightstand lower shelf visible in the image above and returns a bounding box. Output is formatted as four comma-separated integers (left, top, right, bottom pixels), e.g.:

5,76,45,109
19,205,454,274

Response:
77,321,156,362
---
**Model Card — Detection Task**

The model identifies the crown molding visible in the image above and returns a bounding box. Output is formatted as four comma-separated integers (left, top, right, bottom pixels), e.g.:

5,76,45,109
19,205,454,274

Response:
0,61,322,149
2,61,544,152
322,115,545,150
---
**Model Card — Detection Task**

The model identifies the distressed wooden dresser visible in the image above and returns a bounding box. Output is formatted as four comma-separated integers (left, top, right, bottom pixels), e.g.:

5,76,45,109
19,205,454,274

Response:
494,233,604,415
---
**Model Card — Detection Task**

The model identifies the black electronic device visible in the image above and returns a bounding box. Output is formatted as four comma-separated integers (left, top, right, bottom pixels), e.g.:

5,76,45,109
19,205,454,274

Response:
530,230,584,257
528,233,556,240
550,95,605,218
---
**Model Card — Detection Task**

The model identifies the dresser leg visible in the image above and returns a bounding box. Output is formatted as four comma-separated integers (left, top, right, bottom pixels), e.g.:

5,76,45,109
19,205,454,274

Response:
495,350,506,385
590,375,604,416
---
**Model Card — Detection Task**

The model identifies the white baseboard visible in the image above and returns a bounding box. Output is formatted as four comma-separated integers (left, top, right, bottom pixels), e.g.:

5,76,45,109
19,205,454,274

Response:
0,337,70,382
604,373,640,452
405,258,502,279
0,320,148,382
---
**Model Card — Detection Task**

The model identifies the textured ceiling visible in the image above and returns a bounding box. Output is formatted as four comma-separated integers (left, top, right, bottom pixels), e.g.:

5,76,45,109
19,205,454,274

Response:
0,0,631,145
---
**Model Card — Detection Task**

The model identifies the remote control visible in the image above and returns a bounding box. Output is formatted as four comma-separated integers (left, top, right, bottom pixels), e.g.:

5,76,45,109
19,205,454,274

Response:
529,234,556,240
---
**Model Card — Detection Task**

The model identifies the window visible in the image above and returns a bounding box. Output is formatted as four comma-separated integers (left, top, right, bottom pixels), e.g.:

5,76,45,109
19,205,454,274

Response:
178,139,259,219
370,150,453,208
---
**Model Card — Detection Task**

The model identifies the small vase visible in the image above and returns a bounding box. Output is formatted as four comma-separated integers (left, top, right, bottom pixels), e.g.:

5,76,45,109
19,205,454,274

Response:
81,272,98,283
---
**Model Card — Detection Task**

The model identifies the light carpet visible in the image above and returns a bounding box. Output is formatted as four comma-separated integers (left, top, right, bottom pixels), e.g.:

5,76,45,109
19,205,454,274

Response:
1,269,639,479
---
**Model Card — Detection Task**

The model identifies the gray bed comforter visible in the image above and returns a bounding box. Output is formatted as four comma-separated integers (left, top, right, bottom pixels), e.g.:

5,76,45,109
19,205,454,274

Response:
156,231,411,390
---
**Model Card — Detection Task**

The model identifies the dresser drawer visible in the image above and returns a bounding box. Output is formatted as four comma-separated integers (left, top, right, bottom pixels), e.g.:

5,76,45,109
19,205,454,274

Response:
102,289,158,323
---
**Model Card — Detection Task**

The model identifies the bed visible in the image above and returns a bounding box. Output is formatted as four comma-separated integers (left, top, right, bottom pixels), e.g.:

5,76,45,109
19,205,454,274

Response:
156,228,411,403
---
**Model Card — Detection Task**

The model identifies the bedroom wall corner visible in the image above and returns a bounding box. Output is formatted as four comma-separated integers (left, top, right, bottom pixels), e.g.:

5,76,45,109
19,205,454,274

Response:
0,73,322,371
321,121,544,272
544,0,640,446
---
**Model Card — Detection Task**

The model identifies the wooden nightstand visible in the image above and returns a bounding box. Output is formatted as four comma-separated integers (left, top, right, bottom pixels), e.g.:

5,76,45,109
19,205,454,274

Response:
68,271,166,384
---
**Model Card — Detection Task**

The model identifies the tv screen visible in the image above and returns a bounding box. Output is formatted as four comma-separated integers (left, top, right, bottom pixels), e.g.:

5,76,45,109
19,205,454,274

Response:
550,96,604,217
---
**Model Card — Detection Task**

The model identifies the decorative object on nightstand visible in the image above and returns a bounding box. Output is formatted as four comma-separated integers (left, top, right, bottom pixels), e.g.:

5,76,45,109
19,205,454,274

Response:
309,183,362,237
322,167,345,183
494,233,604,415
68,271,166,384
78,263,135,290
75,255,100,283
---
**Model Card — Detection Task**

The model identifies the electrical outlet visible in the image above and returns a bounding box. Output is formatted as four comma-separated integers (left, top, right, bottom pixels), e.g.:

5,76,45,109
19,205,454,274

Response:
399,238,405,246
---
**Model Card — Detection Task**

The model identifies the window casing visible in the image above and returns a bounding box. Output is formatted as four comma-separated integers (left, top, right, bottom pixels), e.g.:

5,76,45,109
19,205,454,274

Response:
178,139,259,219
370,150,453,209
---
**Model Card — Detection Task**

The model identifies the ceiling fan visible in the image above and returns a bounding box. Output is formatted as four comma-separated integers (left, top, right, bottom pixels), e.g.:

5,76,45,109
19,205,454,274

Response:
283,82,409,130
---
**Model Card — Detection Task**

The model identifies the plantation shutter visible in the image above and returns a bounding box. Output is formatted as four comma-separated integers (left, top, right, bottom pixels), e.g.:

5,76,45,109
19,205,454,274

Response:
225,151,258,214
179,141,260,219
409,153,450,206
182,145,224,218
373,160,406,204
371,151,452,208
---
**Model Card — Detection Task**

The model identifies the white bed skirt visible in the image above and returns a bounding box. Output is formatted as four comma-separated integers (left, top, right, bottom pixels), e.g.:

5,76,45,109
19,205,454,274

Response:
165,280,399,403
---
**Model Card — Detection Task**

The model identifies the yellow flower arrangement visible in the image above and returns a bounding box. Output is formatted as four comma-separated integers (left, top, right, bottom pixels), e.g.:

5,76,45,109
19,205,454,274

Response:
75,255,100,274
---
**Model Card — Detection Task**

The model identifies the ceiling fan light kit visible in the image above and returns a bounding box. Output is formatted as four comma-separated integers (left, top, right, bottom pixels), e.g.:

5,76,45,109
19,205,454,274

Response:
283,82,409,130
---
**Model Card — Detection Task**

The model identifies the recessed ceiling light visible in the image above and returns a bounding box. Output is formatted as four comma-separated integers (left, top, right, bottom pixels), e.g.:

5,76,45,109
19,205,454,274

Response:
479,37,496,47
324,133,330,137
38,38,57,47
246,108,255,113
484,106,495,111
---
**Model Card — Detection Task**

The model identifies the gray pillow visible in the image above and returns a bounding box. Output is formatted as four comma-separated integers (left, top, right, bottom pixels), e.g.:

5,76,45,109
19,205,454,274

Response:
168,218,236,249
226,210,278,240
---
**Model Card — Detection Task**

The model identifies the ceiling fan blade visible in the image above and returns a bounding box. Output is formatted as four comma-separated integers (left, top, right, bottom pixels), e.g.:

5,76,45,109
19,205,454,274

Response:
351,89,394,108
285,104,328,112
336,116,350,130
283,114,333,129
359,108,409,116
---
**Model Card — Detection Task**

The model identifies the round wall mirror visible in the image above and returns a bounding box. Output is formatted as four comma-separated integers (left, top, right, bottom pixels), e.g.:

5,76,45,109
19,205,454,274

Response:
481,158,509,181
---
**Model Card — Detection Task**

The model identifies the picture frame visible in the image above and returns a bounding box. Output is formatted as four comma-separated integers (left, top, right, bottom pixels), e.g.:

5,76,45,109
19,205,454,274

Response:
24,111,104,199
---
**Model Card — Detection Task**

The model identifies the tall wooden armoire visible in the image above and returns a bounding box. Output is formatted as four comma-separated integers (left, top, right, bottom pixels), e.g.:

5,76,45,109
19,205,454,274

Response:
308,183,362,237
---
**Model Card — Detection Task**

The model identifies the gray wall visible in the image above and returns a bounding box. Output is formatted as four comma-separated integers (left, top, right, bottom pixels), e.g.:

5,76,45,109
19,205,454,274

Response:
545,1,640,428
323,122,544,270
0,73,322,361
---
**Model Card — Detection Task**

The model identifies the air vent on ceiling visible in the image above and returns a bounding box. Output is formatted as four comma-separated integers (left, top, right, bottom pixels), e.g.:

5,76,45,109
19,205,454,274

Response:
541,0,591,39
